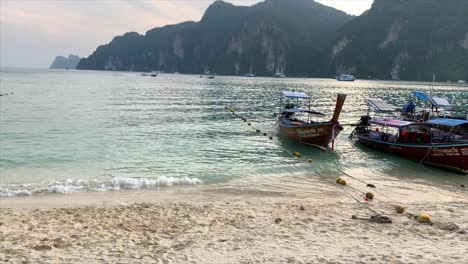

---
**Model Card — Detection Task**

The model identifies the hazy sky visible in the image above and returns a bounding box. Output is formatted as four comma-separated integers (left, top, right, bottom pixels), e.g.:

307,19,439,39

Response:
0,0,373,68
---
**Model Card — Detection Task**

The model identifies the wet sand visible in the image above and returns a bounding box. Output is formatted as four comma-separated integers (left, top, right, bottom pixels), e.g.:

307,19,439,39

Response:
1,180,467,263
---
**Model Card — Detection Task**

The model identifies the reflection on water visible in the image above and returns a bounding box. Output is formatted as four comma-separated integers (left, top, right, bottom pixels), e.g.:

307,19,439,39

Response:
0,68,467,197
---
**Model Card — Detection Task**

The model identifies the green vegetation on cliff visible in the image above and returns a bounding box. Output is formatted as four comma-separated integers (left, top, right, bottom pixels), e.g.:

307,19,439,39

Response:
330,0,468,81
77,0,352,76
78,0,468,81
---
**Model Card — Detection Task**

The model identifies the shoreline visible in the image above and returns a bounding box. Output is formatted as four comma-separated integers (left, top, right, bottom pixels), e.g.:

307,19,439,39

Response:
1,180,467,263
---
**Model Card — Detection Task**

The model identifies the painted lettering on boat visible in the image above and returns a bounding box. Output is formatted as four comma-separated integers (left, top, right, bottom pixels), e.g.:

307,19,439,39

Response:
461,148,468,156
297,127,325,138
431,148,461,157
389,146,402,150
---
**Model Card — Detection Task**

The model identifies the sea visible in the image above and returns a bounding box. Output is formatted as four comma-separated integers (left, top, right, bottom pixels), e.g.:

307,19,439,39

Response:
1,68,467,198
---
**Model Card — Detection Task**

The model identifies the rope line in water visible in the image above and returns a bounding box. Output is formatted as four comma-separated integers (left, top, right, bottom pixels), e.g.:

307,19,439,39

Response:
226,106,314,163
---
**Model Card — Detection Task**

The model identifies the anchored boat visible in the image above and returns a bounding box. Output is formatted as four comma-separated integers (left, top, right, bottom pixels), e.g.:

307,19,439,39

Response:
200,71,215,79
401,91,467,121
273,71,286,78
351,99,468,174
141,71,159,77
336,74,355,82
277,91,347,150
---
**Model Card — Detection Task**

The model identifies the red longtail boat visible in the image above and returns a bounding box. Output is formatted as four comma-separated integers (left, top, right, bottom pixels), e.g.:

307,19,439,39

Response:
352,99,468,174
277,91,347,150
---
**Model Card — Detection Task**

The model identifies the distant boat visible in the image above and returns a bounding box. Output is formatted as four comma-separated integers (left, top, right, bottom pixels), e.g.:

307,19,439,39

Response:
458,80,466,84
245,65,255,77
273,72,286,78
200,71,215,79
141,71,158,77
336,74,355,81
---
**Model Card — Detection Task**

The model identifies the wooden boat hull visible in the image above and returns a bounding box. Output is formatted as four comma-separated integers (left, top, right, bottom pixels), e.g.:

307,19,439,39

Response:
355,134,468,174
278,121,342,149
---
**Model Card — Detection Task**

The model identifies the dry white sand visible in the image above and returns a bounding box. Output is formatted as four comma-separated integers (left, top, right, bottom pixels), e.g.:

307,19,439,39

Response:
1,179,467,263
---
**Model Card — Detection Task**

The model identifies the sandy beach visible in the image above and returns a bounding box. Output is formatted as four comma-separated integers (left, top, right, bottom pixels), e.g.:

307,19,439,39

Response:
1,177,467,264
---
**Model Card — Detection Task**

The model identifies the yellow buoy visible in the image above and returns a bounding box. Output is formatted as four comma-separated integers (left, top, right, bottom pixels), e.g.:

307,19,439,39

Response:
395,205,405,214
307,159,313,163
293,152,302,158
336,178,347,186
365,192,374,200
418,213,431,223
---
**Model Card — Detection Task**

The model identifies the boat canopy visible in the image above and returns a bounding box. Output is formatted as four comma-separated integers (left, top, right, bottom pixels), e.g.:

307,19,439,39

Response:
282,108,326,116
282,91,310,99
424,118,468,127
414,91,429,100
370,118,413,128
414,91,452,108
429,97,451,108
366,99,397,112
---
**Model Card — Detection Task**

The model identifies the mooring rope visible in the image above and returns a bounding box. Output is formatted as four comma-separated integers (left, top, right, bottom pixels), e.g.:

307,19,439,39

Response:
225,105,463,237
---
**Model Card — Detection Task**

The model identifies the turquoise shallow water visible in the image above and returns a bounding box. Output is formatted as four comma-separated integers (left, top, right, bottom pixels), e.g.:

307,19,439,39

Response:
0,68,467,196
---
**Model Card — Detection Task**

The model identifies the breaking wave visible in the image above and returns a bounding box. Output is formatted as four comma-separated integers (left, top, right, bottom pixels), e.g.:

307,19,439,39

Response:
0,176,204,197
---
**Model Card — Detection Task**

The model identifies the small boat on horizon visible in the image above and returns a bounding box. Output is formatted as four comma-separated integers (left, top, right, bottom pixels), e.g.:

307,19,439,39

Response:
141,71,159,77
273,71,286,78
277,91,347,150
200,71,215,79
336,74,355,81
351,99,468,174
244,72,256,77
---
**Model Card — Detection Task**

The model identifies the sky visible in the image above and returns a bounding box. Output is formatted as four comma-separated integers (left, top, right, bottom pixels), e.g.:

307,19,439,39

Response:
0,0,373,68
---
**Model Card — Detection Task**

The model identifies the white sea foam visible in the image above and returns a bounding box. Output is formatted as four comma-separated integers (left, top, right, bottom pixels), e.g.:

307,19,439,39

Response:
110,176,204,190
0,188,33,197
48,184,83,194
0,176,204,197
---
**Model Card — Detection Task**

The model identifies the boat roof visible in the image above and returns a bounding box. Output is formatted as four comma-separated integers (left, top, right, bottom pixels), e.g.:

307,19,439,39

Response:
366,98,397,112
282,91,310,99
283,108,325,116
370,119,413,128
429,97,451,107
424,118,468,127
414,91,429,100
414,91,452,108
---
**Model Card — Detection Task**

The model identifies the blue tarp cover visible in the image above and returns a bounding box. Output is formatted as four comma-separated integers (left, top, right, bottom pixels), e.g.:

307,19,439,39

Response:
414,91,429,100
424,118,468,127
402,101,415,113
282,91,310,99
413,91,452,108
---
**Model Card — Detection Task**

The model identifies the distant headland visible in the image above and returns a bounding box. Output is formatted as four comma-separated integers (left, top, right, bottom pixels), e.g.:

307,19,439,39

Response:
50,54,81,70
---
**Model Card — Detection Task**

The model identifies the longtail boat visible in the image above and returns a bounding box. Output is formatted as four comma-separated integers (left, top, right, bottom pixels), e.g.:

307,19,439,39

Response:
401,91,467,121
277,91,347,150
352,99,468,174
